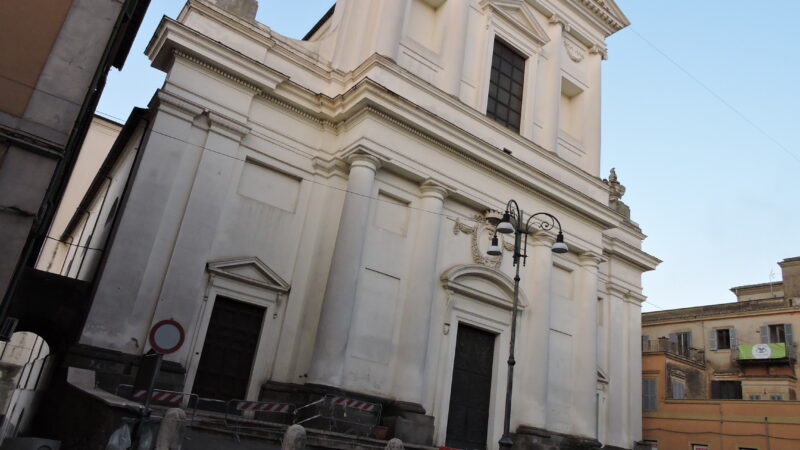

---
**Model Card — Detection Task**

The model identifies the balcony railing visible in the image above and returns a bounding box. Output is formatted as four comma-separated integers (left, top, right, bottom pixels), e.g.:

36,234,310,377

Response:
642,339,705,365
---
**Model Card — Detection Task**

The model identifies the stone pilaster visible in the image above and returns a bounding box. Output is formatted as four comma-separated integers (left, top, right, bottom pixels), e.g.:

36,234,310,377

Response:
309,153,381,387
572,251,602,438
513,231,554,429
393,180,448,404
583,46,604,176
534,17,565,152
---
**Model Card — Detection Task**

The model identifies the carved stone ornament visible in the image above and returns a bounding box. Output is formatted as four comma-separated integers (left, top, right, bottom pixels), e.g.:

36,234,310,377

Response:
606,167,626,201
564,40,585,62
453,214,514,268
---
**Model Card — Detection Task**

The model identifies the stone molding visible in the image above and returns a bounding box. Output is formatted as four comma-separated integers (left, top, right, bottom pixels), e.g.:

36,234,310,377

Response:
174,49,263,94
346,152,382,173
206,257,290,293
579,251,604,268
419,179,449,201
440,263,528,311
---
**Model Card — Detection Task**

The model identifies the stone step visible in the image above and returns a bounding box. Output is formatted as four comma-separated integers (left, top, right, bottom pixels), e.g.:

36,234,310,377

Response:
183,414,438,450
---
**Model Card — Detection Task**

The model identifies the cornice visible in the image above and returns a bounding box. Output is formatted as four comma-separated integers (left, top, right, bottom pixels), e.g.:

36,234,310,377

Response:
602,236,661,272
606,283,646,304
574,0,629,32
642,300,800,325
174,49,262,94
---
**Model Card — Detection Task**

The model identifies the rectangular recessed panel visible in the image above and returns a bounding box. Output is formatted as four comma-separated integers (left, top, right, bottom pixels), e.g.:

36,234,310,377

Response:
350,269,399,364
237,160,300,212
374,191,410,236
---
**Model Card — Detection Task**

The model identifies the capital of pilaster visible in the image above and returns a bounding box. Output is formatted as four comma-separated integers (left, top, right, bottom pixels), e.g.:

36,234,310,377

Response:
420,179,449,201
549,14,570,32
529,230,556,248
589,44,608,60
578,251,604,269
346,152,382,173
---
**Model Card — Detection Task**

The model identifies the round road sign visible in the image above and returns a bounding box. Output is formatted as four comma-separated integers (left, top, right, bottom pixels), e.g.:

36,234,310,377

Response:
149,319,185,354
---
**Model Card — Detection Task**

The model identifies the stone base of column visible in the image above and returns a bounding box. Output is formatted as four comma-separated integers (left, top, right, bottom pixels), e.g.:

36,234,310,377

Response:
513,426,604,450
259,381,434,445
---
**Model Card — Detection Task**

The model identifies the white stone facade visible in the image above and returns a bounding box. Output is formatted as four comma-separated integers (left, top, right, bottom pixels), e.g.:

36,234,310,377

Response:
65,1,659,448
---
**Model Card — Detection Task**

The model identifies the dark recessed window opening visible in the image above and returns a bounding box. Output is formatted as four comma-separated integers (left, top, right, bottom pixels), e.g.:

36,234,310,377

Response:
716,328,731,350
711,380,742,399
487,39,525,132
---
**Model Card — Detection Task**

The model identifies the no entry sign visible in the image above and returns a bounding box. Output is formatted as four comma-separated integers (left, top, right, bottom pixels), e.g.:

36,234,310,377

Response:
149,319,185,354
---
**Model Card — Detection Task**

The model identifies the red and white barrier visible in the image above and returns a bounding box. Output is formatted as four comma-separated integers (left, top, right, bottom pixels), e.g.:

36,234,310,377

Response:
330,396,378,412
133,389,184,404
235,401,292,414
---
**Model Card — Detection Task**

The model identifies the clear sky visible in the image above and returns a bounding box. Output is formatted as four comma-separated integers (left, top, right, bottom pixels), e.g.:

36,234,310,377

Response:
97,1,800,313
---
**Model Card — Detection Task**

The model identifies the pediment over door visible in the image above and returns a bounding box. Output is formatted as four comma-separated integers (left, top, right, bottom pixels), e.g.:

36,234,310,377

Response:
207,257,290,293
441,264,528,311
481,0,551,47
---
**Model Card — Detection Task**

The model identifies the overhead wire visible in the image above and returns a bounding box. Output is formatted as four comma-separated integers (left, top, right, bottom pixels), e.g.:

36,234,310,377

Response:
626,26,800,165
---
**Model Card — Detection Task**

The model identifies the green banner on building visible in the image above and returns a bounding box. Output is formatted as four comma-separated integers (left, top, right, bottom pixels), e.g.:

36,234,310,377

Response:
738,343,786,359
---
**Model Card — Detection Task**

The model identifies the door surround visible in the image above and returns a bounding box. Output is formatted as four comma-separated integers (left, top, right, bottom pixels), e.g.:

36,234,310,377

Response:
183,257,290,401
434,264,527,449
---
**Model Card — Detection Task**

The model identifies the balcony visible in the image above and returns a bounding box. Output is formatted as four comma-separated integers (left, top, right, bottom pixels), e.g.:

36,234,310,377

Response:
642,339,705,365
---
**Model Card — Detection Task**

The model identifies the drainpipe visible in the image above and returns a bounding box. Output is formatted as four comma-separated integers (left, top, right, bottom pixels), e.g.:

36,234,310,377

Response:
765,417,771,450
75,176,112,278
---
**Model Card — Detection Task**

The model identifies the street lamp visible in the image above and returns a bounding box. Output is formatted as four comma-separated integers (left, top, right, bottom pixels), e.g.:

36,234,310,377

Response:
487,199,568,450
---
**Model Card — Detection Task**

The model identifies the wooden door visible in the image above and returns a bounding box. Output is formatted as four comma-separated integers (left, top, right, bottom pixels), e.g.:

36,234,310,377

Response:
446,324,496,450
192,296,265,401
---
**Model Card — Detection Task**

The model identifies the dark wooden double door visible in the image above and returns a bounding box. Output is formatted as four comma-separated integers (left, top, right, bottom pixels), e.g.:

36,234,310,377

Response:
446,324,496,450
192,296,265,401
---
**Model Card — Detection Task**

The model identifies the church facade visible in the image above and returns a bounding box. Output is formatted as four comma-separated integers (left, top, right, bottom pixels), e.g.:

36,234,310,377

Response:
53,0,659,448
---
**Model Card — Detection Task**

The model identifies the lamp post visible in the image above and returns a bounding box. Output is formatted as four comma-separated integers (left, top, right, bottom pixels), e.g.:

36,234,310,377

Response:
487,199,568,450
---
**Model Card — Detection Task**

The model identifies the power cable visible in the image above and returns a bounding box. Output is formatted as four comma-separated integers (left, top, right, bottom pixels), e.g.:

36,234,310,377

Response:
627,26,800,165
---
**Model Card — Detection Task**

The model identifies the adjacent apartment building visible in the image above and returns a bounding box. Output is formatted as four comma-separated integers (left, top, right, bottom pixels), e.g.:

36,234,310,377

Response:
0,0,149,344
641,257,800,450
35,0,660,448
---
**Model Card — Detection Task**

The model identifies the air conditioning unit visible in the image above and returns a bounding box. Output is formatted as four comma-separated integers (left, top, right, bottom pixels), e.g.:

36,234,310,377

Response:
0,437,60,450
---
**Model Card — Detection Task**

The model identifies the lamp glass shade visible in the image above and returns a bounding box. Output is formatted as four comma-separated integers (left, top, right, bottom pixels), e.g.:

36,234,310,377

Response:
496,213,514,234
551,232,568,254
487,236,502,256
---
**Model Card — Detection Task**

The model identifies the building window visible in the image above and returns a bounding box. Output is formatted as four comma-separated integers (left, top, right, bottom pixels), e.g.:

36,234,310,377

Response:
770,394,783,401
671,380,685,399
749,394,762,400
691,445,709,450
766,324,793,343
711,380,742,399
642,378,657,411
487,39,525,132
669,331,692,357
715,328,732,349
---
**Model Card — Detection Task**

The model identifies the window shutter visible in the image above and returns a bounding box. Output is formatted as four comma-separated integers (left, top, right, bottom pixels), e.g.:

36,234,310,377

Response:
785,324,794,346
687,331,692,348
709,329,717,350
642,379,656,411
761,325,770,343
669,333,677,344
730,328,737,347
